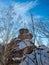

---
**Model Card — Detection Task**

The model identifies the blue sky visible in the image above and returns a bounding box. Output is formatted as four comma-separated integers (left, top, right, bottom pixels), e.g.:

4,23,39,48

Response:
0,0,49,18
0,0,49,46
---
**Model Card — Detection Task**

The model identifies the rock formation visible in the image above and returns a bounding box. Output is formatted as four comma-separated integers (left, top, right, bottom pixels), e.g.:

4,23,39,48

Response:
0,28,36,65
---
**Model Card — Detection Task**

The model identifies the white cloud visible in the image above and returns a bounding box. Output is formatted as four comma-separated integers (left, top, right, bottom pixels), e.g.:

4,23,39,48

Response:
13,0,38,15
0,0,38,22
12,0,38,27
33,15,43,19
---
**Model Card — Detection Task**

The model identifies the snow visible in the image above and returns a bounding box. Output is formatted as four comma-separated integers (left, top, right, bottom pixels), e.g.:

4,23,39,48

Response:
19,45,49,65
0,40,49,65
12,40,49,65
16,39,34,50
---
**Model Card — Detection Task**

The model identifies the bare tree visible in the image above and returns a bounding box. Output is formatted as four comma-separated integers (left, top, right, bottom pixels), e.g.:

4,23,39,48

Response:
0,4,49,65
0,5,36,65
30,13,49,65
